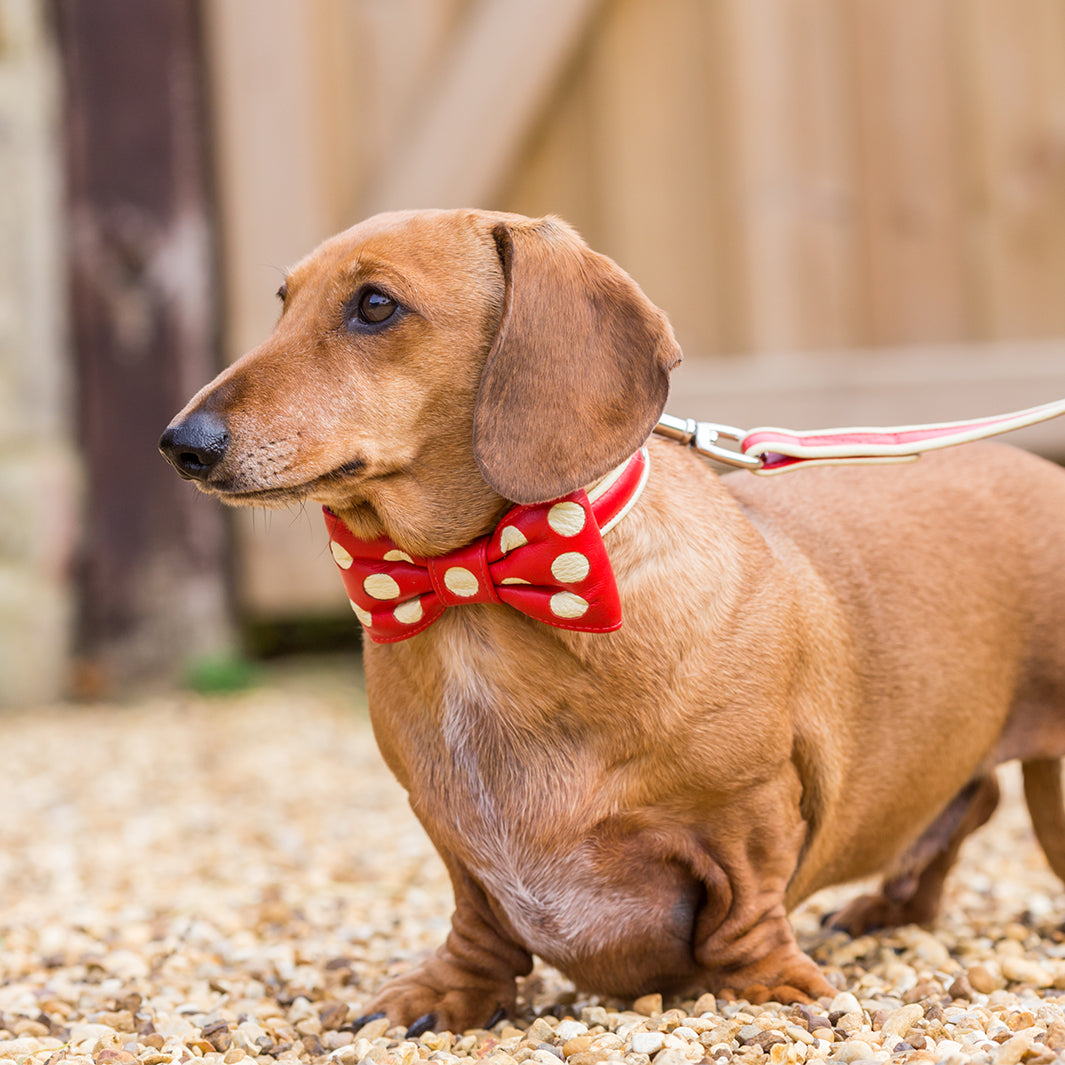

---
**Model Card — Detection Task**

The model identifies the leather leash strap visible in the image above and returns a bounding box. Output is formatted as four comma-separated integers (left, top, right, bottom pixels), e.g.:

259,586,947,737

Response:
656,397,1065,475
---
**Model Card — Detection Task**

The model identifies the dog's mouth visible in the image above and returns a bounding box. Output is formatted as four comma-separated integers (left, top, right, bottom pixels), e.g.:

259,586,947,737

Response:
202,456,370,508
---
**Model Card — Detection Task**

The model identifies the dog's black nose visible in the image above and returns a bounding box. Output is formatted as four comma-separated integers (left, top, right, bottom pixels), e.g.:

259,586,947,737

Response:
159,410,229,481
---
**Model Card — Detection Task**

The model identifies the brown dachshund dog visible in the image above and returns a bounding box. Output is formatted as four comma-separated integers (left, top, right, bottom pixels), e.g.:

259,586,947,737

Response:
160,209,1065,1032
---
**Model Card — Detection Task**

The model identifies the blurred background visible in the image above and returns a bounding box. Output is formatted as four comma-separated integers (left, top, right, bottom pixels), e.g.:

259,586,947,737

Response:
2,0,1064,706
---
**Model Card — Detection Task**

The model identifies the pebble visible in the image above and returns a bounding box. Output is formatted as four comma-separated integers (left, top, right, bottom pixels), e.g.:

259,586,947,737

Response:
691,995,717,1017
528,1051,562,1065
1046,1020,1065,1051
999,956,1052,987
632,995,662,1017
879,1003,923,1037
827,1038,876,1062
628,1032,664,1056
0,1039,59,1058
649,1052,689,1065
354,1020,390,1042
563,1052,606,1065
966,964,999,994
921,946,955,972
554,1021,587,1041
524,1020,556,1043
580,1008,609,1028
561,1035,593,1057
834,1013,864,1035
94,1050,137,1064
828,993,862,1017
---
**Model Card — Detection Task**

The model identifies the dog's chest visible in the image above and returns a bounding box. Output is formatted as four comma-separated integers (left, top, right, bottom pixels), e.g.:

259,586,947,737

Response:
418,626,651,961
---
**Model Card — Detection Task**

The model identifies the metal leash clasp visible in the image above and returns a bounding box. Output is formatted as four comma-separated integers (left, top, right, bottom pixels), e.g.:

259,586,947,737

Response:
654,415,764,470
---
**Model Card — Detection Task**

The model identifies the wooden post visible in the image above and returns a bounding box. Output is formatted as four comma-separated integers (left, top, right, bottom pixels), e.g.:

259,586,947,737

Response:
54,0,232,688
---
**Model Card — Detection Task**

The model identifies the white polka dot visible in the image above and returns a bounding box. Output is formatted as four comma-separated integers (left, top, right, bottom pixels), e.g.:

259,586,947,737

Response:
349,599,372,626
547,501,586,536
393,598,424,625
550,591,589,619
500,577,530,585
550,551,590,584
499,525,528,554
330,541,353,569
384,549,414,563
364,573,400,600
444,566,479,597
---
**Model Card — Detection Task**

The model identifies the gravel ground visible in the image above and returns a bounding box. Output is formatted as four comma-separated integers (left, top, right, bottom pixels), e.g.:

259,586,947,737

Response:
3,659,1065,1065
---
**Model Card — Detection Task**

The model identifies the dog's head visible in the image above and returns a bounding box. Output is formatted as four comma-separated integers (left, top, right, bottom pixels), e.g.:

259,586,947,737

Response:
160,209,681,553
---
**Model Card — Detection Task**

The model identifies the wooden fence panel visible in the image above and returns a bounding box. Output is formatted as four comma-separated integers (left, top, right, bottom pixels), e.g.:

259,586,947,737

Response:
726,0,867,352
594,0,731,354
851,0,970,346
506,61,601,248
962,0,1065,340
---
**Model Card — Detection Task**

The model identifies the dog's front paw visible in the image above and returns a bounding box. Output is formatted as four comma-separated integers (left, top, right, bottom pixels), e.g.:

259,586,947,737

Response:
718,980,829,1006
360,961,517,1034
714,953,837,1006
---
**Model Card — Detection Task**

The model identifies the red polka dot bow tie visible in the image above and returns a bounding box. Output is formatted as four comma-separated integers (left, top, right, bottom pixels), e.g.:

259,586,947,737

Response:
324,448,649,643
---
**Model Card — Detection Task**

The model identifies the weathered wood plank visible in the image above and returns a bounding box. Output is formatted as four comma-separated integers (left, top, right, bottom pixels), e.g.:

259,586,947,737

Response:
584,0,728,355
850,0,969,344
962,0,1065,339
721,0,866,352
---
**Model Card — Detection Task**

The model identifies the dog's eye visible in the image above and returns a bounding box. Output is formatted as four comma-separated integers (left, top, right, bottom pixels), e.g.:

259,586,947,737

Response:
276,282,287,303
356,288,398,325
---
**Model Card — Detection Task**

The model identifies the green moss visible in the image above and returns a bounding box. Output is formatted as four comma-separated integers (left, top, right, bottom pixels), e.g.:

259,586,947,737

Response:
183,652,259,694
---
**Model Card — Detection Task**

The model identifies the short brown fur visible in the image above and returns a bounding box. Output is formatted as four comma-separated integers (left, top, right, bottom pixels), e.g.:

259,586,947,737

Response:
162,209,1065,1027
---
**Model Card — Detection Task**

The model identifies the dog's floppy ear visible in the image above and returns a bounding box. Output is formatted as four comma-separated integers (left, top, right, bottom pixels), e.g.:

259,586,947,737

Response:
473,217,681,504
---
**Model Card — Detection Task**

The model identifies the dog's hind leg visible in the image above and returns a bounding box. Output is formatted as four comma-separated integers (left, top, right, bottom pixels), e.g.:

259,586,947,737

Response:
827,774,1000,937
1023,759,1065,883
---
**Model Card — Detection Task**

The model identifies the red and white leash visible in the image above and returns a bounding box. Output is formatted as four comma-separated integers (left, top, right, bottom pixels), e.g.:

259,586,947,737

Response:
655,397,1065,475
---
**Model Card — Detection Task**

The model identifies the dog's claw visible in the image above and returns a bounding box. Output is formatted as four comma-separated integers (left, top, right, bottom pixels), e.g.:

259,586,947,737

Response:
346,1011,387,1032
406,1013,437,1039
486,1006,508,1029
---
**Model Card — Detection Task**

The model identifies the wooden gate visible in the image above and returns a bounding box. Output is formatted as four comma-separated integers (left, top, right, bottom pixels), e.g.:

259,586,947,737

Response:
203,0,1065,618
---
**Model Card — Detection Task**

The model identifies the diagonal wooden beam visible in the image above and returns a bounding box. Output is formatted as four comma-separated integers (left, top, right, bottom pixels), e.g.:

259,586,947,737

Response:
365,0,602,213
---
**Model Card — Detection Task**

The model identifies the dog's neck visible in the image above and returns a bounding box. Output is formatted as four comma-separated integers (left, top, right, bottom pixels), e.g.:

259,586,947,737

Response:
325,449,651,643
581,448,652,534
329,448,651,558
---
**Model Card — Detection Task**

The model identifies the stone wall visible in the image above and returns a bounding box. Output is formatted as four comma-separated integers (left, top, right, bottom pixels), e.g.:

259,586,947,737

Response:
0,1,80,705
